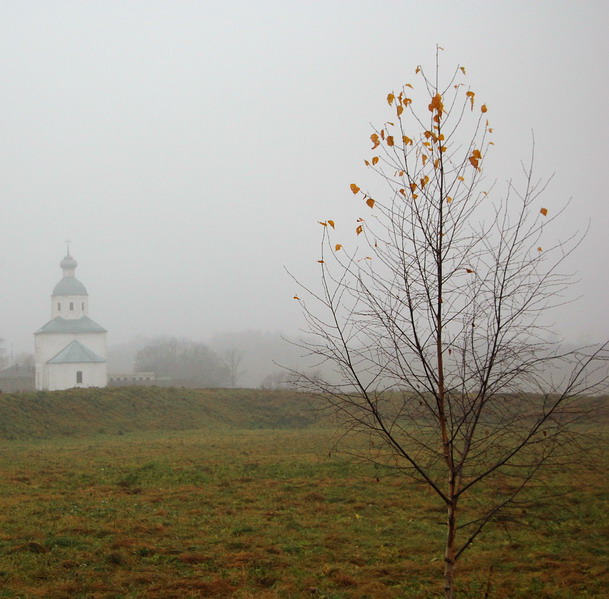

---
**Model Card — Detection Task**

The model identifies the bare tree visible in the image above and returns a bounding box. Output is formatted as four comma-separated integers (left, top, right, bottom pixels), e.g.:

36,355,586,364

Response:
0,339,7,370
293,56,608,598
222,348,246,388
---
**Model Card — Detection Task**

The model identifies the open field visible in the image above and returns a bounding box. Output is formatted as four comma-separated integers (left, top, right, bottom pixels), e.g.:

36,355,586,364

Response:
0,426,607,598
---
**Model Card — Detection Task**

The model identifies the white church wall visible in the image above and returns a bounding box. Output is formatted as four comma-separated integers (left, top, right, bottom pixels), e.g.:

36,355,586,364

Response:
47,362,107,391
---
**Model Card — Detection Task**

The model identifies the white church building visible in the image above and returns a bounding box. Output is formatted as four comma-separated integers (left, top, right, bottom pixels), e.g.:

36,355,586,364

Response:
34,251,107,391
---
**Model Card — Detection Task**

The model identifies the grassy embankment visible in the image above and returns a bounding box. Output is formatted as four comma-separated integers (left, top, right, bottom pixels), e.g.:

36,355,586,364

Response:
0,387,318,439
0,387,606,598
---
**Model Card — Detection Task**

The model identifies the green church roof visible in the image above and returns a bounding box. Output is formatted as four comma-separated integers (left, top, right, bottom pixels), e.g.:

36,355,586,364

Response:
53,276,88,296
48,340,105,364
35,315,107,335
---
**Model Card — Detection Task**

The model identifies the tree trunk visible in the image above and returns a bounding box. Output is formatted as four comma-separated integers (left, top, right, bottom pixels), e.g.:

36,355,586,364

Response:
444,500,457,599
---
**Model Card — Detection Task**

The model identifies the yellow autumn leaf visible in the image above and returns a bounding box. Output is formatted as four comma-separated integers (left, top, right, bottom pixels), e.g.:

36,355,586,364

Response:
466,90,475,110
466,268,475,274
446,196,453,203
398,188,406,196
386,136,394,147
318,221,327,227
318,260,325,264
370,133,380,149
415,66,421,74
372,156,379,165
328,220,335,229
481,104,488,113
422,154,428,165
397,105,404,117
403,97,412,106
364,160,370,166
460,66,466,75
409,183,417,192
405,83,413,89
356,217,365,222
356,225,363,235
420,175,430,187
540,208,548,216
366,198,375,208
458,176,465,181
387,93,395,106
350,183,360,194
402,135,413,145
335,244,342,251
537,247,543,252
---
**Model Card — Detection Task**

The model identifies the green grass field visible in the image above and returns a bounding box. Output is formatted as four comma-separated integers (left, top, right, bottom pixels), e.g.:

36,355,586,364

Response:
0,388,606,598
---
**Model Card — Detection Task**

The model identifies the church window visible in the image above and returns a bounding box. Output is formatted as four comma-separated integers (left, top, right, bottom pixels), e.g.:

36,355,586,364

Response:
70,302,74,311
76,371,83,384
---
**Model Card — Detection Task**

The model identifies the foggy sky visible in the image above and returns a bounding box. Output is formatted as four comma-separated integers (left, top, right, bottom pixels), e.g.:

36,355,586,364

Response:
1,0,608,355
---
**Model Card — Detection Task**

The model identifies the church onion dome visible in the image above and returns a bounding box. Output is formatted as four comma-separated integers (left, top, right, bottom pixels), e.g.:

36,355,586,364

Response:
60,254,78,270
53,276,88,296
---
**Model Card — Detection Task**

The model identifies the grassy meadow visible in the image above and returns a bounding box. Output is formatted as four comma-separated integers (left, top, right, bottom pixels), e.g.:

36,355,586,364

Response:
0,388,606,598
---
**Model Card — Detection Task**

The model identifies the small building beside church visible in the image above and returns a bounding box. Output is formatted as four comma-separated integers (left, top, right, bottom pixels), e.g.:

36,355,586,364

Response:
34,251,108,391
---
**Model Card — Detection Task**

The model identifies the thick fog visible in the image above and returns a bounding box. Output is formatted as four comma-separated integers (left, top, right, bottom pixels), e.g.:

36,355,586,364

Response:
1,2,608,381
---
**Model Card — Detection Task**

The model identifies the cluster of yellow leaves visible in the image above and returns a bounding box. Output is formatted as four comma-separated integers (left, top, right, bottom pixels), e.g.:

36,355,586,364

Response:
387,89,413,119
428,93,444,122
540,208,548,216
318,220,335,229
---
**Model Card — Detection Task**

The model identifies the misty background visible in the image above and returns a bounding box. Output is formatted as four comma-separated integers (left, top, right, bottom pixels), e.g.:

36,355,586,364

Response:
1,1,608,386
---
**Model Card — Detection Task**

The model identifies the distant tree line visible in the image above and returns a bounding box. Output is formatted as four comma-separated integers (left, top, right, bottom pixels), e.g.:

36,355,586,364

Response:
134,337,231,388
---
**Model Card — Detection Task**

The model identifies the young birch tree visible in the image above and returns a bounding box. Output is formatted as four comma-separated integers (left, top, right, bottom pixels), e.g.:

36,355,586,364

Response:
293,58,607,598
